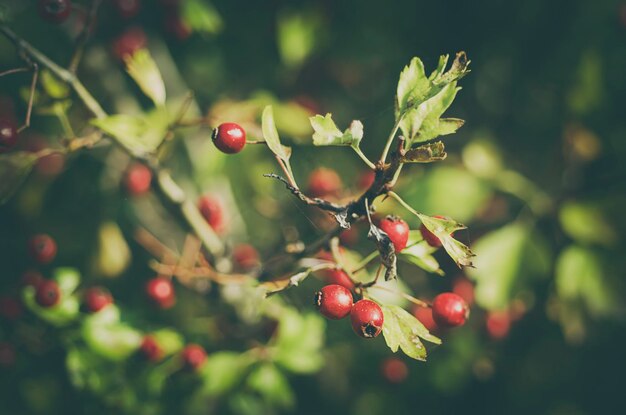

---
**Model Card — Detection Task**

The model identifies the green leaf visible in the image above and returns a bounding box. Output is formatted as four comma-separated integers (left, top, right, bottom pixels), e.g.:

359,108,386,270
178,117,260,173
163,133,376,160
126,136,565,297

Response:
200,352,253,396
417,214,474,267
22,286,80,326
261,106,293,175
401,141,447,163
396,57,430,115
559,201,618,246
277,9,320,69
246,363,294,409
40,70,69,99
381,305,441,361
367,279,413,308
91,110,169,155
151,329,184,356
181,0,223,35
52,267,80,297
309,113,363,148
82,309,142,361
400,233,443,275
125,49,166,106
274,309,325,374
0,152,37,205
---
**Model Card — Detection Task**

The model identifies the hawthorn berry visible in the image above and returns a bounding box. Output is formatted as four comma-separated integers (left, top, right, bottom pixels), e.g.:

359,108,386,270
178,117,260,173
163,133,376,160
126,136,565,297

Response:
112,0,141,19
316,251,354,289
181,344,207,370
0,296,23,321
486,310,511,340
83,287,113,313
145,277,175,309
431,292,469,328
112,27,147,60
378,215,409,252
124,163,152,195
197,195,224,233
350,299,384,338
452,276,475,306
314,284,353,320
232,244,260,271
412,305,438,332
381,357,408,383
358,169,375,190
419,215,453,248
139,335,163,362
38,0,72,24
307,167,342,198
35,280,61,308
28,234,57,264
212,122,246,154
339,226,359,247
0,117,18,153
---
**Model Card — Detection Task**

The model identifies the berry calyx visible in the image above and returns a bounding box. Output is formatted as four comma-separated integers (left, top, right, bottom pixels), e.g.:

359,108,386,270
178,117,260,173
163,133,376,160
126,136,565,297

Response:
145,277,175,309
232,244,260,271
419,215,453,248
381,357,408,383
412,305,438,332
181,344,207,370
378,215,409,252
124,163,152,195
314,284,353,320
28,234,57,264
212,122,246,154
197,195,224,233
139,335,163,362
35,280,61,308
350,299,384,338
83,287,113,313
38,0,72,24
0,117,18,153
431,292,469,328
307,167,342,198
112,27,147,60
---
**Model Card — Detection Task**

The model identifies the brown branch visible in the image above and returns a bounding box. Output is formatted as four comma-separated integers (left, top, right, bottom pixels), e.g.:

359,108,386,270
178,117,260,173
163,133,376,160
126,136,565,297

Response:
264,173,345,213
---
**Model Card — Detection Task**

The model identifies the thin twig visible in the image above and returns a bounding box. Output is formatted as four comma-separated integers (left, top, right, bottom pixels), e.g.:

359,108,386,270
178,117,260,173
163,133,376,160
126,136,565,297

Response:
68,0,103,73
0,67,29,77
17,63,38,133
264,173,346,213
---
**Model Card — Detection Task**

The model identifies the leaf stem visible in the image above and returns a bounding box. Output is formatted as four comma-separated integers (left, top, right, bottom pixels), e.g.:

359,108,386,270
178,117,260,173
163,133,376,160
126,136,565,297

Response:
387,191,420,217
351,250,379,274
352,146,376,170
379,116,403,164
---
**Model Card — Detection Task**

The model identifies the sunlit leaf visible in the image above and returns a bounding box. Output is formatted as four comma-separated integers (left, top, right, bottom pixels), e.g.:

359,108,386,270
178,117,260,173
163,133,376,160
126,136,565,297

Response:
40,69,69,99
274,309,325,374
200,352,254,396
417,214,474,267
52,267,80,297
181,0,223,35
261,106,292,164
125,49,166,106
400,232,443,275
91,109,169,155
381,305,441,361
247,363,294,409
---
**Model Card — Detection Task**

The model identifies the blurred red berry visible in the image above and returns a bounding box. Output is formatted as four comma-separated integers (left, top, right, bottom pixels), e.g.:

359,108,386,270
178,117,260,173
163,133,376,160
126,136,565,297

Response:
452,276,475,306
83,287,113,313
212,122,246,154
486,310,511,340
378,215,409,252
124,163,152,195
38,0,72,23
232,244,260,271
164,15,192,40
381,357,408,383
314,284,353,320
307,167,342,198
28,234,57,264
140,335,163,362
145,277,175,309
112,27,147,60
197,195,225,233
35,280,61,308
432,293,469,328
181,344,207,370
419,215,454,248
350,299,384,338
412,305,438,332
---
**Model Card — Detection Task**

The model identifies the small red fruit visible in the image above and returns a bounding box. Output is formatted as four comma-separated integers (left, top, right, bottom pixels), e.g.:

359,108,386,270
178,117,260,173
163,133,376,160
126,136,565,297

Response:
350,299,384,338
21,270,44,288
486,310,511,340
381,357,408,383
112,0,141,19
140,335,163,362
35,280,61,308
112,27,147,60
378,215,409,252
339,226,359,247
28,234,57,264
197,195,225,233
0,296,23,321
0,117,18,153
412,305,438,332
181,344,207,370
232,244,260,271
212,122,246,154
358,170,375,190
419,215,453,248
452,276,475,306
314,284,353,320
145,277,175,309
83,287,113,313
38,0,72,23
307,167,342,198
124,163,152,195
322,269,354,290
431,293,469,328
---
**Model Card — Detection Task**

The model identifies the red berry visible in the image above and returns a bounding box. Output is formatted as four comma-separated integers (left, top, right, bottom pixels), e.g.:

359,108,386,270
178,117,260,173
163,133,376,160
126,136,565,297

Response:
197,195,225,233
486,310,511,340
21,270,44,288
419,215,453,248
358,170,375,190
350,299,384,338
112,0,141,19
181,344,207,370
0,296,23,321
0,117,18,153
112,27,147,60
322,269,354,290
28,234,57,264
212,122,246,154
145,277,175,309
139,335,163,362
314,284,353,320
0,342,16,367
307,167,342,198
83,287,113,313
232,244,260,271
164,15,192,40
35,280,61,308
381,357,408,383
38,0,72,23
378,215,409,252
452,277,475,306
431,293,469,328
412,305,438,332
124,163,152,195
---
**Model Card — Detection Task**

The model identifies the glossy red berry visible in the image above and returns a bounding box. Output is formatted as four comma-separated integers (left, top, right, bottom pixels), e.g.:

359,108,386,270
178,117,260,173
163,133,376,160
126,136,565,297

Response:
212,122,246,154
452,276,475,306
350,299,384,338
232,244,260,271
486,310,511,340
83,287,113,313
35,280,61,308
307,167,342,198
181,344,207,370
419,215,453,248
432,293,469,328
378,215,409,252
316,251,354,289
112,0,141,18
124,163,152,195
0,117,18,153
38,0,72,23
412,305,438,332
140,335,163,362
145,277,175,309
381,357,408,383
197,195,224,233
112,27,147,60
28,234,57,264
0,296,23,321
314,284,353,320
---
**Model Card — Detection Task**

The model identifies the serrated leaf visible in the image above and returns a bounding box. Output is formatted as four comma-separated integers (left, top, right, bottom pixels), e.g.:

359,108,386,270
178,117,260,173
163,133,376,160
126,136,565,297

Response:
381,305,441,361
125,49,166,106
0,152,37,205
396,57,430,115
310,113,364,147
400,83,460,143
417,214,474,267
91,110,169,155
181,0,223,35
401,141,447,163
367,223,397,281
400,235,444,276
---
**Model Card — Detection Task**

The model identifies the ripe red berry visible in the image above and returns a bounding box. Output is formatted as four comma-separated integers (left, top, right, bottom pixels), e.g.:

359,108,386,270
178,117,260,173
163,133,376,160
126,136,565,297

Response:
307,167,342,198
419,215,453,248
431,293,469,328
316,251,354,289
339,226,359,246
197,195,224,233
181,344,207,370
232,244,260,271
0,117,18,153
314,284,353,320
0,296,23,321
28,234,57,264
145,277,175,309
38,0,72,23
112,27,147,60
378,215,409,252
139,335,163,362
486,310,511,340
112,0,141,18
358,170,375,190
124,163,152,195
164,15,192,40
212,122,246,154
350,299,384,338
35,280,61,308
381,357,408,383
83,287,113,313
452,276,475,306
412,305,438,332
